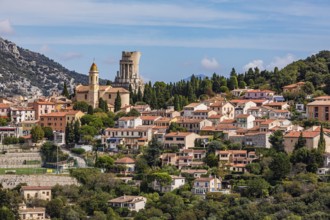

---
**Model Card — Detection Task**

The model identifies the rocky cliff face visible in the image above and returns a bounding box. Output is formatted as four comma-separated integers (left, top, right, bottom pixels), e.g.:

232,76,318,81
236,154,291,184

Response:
0,37,105,97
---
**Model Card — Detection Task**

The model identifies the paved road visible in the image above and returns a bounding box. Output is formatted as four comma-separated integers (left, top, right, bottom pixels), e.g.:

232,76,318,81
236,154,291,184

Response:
60,147,87,168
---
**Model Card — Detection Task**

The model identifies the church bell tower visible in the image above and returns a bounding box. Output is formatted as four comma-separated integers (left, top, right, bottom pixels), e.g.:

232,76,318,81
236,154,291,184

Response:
89,62,99,108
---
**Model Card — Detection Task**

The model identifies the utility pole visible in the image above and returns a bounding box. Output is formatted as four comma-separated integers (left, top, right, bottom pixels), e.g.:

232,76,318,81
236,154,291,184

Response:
56,145,59,174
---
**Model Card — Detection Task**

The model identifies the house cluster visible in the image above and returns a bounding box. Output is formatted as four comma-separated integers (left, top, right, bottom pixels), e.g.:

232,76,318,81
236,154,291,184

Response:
0,95,84,145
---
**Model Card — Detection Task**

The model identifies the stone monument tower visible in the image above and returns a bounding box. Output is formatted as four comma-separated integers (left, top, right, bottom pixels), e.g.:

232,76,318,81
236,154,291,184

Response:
113,51,144,93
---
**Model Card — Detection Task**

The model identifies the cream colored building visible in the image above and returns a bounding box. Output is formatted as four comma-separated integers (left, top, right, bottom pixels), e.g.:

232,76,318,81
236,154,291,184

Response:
19,203,49,220
284,130,330,153
21,186,52,201
164,132,200,149
75,63,129,110
209,102,235,119
109,196,147,212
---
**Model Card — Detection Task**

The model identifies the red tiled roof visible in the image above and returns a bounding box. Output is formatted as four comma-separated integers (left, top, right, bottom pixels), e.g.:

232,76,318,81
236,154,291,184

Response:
21,186,52,190
165,132,194,137
284,131,319,138
115,157,135,164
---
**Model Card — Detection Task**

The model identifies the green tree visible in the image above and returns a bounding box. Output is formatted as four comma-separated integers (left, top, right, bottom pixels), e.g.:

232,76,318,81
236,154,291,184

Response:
246,178,270,198
46,198,64,218
0,206,15,220
168,122,187,132
62,82,70,98
31,125,45,143
95,155,114,171
0,118,8,126
87,105,94,115
204,153,219,167
73,101,90,112
74,120,80,144
318,125,326,153
114,91,121,112
126,109,141,117
42,127,54,140
145,137,162,167
229,76,238,90
269,130,285,152
294,132,306,150
65,122,75,146
269,152,291,181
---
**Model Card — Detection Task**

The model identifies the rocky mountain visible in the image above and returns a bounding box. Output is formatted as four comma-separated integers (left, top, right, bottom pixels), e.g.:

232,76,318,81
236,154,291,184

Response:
0,37,106,97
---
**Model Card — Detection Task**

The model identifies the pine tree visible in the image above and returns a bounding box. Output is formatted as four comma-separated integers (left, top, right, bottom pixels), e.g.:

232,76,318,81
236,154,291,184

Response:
114,91,121,112
62,82,70,98
174,95,180,111
318,125,326,153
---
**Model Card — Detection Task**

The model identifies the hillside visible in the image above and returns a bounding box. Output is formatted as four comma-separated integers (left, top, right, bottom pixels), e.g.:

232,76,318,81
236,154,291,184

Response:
0,37,106,97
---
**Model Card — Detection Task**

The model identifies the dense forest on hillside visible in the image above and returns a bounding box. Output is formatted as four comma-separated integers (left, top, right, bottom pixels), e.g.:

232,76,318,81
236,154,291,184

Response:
131,51,330,109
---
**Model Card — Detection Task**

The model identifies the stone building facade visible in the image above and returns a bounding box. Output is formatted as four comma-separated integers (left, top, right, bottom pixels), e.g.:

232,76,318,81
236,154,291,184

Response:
113,51,144,93
75,63,129,110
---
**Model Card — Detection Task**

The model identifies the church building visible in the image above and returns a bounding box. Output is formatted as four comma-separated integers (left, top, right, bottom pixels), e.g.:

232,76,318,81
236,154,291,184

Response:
75,63,129,110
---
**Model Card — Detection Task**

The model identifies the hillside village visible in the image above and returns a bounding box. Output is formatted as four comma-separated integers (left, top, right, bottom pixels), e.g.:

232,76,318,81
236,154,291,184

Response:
1,53,330,219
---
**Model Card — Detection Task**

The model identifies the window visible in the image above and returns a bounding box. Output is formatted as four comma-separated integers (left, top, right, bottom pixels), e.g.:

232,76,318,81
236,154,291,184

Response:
109,94,111,99
85,94,87,100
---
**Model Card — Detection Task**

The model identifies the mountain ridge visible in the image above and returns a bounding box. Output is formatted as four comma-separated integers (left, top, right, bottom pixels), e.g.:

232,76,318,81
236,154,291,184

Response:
0,37,106,98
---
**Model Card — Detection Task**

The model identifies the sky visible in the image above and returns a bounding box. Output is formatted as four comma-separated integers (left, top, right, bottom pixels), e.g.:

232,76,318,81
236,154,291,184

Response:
0,0,330,83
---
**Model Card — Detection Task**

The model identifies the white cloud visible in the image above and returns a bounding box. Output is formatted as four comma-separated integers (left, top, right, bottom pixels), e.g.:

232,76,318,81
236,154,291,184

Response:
0,19,14,35
243,59,264,71
201,57,220,70
266,54,296,70
61,52,83,61
243,54,297,72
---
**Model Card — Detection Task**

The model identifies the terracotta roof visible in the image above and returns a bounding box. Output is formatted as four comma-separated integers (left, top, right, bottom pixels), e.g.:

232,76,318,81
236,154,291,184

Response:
115,157,135,164
0,103,10,108
217,150,247,154
21,186,52,190
264,102,288,106
307,101,330,106
165,132,194,137
313,96,330,100
208,114,223,119
260,119,276,125
284,131,319,138
210,102,225,107
283,82,305,89
119,116,139,121
140,116,160,121
184,103,204,108
194,177,215,182
40,112,67,117
109,196,145,203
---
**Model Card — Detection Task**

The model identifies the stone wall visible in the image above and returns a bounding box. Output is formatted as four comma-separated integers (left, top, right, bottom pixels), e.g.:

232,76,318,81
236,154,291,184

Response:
0,174,79,189
0,152,42,168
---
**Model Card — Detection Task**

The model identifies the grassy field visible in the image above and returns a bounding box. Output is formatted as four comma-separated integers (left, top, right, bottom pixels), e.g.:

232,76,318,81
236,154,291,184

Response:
0,168,48,174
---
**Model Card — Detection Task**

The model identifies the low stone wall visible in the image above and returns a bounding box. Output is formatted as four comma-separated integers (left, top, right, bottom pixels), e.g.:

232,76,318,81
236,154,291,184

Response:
0,174,79,189
0,152,42,168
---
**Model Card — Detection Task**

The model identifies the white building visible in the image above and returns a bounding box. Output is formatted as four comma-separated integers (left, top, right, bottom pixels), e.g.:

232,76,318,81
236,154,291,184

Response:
183,103,208,117
192,177,222,195
108,196,147,212
151,175,185,193
118,116,142,128
10,107,36,124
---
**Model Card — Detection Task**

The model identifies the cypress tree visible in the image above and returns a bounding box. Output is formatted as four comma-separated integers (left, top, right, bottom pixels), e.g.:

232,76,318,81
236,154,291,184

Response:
137,87,143,102
114,91,121,112
318,125,326,153
87,105,94,115
62,82,70,98
294,132,306,150
74,120,80,144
